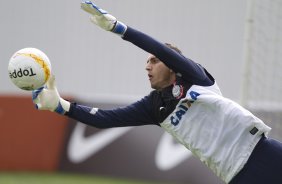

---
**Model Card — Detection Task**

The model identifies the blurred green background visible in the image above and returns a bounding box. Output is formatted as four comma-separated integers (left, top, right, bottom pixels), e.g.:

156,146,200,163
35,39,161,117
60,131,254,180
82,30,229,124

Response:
0,172,173,184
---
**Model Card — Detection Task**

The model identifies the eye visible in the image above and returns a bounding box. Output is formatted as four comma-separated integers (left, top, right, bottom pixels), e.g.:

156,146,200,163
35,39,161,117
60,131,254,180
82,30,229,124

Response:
151,58,160,64
147,57,161,64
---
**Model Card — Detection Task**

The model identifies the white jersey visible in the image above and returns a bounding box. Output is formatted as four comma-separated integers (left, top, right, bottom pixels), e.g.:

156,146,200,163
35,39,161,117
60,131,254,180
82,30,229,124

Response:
160,82,271,183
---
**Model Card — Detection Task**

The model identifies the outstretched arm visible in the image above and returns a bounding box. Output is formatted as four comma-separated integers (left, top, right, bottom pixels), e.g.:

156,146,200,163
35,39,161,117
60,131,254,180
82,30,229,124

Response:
81,1,213,86
32,75,157,128
122,27,213,86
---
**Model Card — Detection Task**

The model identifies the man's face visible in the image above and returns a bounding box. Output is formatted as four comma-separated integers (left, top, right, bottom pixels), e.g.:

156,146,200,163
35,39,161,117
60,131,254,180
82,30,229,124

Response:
145,54,175,90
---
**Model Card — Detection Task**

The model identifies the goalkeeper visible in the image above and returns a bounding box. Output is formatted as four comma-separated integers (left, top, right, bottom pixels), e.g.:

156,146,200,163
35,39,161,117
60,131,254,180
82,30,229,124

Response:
32,1,282,184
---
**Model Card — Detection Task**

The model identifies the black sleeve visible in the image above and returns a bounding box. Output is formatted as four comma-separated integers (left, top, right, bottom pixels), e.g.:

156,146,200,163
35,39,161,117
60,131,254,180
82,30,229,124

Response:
122,26,214,86
65,95,158,129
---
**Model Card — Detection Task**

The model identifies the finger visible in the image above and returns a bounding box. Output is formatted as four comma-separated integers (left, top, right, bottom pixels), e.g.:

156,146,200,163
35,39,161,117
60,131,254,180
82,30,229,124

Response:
36,103,42,110
81,1,107,15
46,74,56,90
90,16,98,24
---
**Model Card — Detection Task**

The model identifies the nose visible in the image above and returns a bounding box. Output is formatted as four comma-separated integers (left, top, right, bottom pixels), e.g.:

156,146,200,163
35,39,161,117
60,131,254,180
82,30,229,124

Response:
145,62,152,71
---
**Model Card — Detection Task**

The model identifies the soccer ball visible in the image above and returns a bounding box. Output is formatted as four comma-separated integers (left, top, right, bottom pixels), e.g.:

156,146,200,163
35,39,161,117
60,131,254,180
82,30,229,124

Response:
8,48,52,91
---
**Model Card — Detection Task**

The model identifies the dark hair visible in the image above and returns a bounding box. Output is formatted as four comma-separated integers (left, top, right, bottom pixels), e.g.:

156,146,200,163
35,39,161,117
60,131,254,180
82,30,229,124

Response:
165,43,182,54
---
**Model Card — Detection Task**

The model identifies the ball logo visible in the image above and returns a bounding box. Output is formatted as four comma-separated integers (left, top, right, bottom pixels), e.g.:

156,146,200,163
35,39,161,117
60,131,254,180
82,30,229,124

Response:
9,68,36,79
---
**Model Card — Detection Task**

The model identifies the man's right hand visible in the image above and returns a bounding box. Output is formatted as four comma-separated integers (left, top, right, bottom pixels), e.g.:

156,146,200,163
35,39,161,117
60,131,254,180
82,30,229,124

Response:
32,75,70,114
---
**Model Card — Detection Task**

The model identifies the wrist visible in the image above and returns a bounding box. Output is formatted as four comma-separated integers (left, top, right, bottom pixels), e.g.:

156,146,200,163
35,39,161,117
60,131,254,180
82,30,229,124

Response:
55,98,71,114
112,21,127,35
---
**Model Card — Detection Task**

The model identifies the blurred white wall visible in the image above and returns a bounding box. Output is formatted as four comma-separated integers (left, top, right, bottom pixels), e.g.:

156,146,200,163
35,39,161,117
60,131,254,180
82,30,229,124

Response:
0,0,247,103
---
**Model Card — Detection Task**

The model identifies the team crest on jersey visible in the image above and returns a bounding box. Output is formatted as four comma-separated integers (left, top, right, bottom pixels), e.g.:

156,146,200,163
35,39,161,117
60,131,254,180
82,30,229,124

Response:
172,84,184,99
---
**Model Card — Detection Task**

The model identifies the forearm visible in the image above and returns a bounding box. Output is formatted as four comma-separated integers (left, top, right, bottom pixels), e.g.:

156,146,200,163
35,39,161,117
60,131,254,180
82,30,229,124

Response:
65,101,157,128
